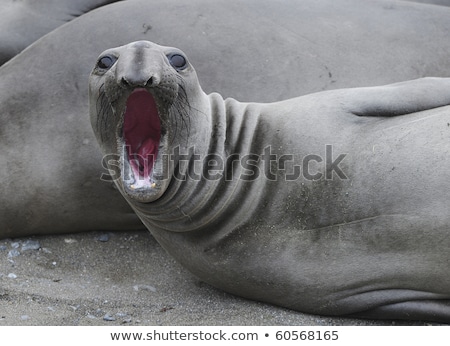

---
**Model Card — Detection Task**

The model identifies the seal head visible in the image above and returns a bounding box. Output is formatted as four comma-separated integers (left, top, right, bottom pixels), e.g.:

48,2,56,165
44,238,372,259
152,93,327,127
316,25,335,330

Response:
89,41,207,203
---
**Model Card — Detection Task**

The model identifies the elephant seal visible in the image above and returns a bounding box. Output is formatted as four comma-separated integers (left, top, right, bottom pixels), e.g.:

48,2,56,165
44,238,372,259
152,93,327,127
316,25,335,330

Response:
89,40,450,322
4,0,450,240
0,0,124,66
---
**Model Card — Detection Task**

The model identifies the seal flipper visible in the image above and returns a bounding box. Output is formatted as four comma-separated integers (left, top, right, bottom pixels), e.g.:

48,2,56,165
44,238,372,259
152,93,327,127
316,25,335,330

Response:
347,300,450,323
345,77,450,117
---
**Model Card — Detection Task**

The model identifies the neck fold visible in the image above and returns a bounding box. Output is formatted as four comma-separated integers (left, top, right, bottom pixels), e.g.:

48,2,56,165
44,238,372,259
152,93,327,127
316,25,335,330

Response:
131,93,265,234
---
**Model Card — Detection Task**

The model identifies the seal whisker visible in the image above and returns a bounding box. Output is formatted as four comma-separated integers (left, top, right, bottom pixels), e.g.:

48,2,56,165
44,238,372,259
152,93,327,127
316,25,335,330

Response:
166,77,193,147
96,83,114,143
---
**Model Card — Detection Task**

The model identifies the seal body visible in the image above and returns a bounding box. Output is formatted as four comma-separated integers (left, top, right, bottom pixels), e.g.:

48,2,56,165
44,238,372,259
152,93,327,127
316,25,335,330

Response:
405,0,450,6
5,0,450,240
89,41,450,322
0,0,122,65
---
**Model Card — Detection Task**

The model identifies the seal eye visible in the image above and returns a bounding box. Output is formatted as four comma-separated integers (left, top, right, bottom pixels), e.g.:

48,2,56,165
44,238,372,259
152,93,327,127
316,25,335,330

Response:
168,54,187,70
97,55,116,70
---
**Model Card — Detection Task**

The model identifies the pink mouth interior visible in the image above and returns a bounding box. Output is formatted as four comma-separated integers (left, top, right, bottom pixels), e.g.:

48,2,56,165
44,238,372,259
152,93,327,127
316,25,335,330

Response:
123,88,161,179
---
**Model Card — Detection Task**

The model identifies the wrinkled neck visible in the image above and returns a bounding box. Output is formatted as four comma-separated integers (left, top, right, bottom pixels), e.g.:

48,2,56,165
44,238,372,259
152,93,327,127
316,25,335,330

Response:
131,93,265,234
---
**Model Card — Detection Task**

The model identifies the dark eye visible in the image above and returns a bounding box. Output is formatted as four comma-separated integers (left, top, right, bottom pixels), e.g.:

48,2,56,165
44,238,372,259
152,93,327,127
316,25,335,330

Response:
97,55,116,70
168,54,187,70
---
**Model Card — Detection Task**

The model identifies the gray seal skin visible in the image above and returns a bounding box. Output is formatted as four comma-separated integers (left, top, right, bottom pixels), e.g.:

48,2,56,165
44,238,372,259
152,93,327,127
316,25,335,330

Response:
0,0,123,65
89,41,450,322
5,0,450,240
404,0,450,6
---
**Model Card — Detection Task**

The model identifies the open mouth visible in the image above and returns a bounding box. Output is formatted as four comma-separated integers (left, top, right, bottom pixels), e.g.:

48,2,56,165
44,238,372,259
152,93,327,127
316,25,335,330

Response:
122,88,161,185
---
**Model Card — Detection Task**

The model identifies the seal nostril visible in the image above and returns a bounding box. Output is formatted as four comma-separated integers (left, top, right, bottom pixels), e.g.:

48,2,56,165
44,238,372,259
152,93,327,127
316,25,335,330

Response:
121,77,130,88
120,76,153,88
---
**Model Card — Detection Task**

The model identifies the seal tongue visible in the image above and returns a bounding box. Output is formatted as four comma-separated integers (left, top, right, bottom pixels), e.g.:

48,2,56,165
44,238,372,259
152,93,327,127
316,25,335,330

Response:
123,88,161,179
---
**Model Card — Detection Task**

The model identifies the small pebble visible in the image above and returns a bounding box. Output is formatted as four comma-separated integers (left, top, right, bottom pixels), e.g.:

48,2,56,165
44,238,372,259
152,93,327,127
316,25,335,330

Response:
133,285,157,292
11,242,20,249
22,240,41,251
7,250,20,258
69,305,80,311
20,315,30,321
0,245,7,251
103,314,116,321
64,238,77,244
97,234,111,242
7,273,17,279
